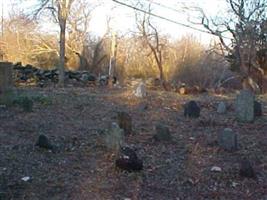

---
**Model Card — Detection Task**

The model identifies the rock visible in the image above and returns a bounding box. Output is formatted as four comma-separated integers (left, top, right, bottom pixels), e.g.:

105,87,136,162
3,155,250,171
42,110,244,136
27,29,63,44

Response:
35,134,54,150
115,146,143,172
179,86,186,95
254,100,262,117
154,123,172,141
153,78,161,87
239,159,256,178
21,176,30,182
184,101,200,118
0,104,7,111
217,102,227,114
99,75,109,86
218,128,238,151
211,166,222,172
105,122,124,151
81,73,96,83
235,90,254,122
117,112,132,135
134,82,146,98
81,73,89,82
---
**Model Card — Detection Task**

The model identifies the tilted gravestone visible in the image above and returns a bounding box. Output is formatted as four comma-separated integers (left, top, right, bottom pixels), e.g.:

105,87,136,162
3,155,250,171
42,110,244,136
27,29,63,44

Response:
105,122,125,151
239,159,256,178
218,128,238,151
235,90,254,122
117,111,132,135
154,123,172,141
0,62,13,94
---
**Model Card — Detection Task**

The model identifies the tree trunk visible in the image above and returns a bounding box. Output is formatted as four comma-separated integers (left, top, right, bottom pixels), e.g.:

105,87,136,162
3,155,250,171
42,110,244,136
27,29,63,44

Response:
158,64,168,90
58,21,66,87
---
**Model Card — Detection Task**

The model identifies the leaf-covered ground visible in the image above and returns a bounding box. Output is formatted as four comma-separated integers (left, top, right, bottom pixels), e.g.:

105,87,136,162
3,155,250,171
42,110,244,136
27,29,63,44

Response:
0,86,266,200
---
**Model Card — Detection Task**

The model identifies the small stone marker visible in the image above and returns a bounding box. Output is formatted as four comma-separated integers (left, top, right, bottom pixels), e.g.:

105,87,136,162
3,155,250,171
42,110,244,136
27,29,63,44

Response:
154,123,172,141
217,102,226,114
239,159,255,178
184,101,200,118
35,134,54,150
254,100,262,117
211,166,222,172
21,176,30,182
134,82,146,98
105,122,124,151
117,112,132,135
218,128,238,151
235,90,254,122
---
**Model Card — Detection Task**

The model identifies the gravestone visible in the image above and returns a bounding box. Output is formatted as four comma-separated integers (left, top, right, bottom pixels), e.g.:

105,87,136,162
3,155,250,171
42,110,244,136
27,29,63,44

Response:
239,159,256,178
254,100,262,117
235,90,254,122
154,123,172,141
105,122,124,151
184,101,200,118
217,102,226,114
0,62,13,92
35,134,54,150
134,82,146,98
117,112,132,135
218,128,238,151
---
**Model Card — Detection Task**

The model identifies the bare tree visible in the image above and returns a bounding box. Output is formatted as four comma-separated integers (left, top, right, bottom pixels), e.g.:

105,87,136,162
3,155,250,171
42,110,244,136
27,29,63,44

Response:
65,0,96,70
135,5,167,90
190,0,267,92
34,0,75,86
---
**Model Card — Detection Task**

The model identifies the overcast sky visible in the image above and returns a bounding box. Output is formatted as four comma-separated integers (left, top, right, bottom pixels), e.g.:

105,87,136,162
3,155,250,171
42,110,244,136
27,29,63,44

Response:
1,0,229,43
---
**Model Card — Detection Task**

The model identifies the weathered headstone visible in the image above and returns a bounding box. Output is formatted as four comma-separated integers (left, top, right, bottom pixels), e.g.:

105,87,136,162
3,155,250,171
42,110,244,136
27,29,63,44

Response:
239,159,256,178
235,90,254,122
134,82,146,98
254,100,262,117
184,101,200,118
35,134,54,150
217,102,227,114
0,62,13,93
117,112,132,135
154,123,172,141
105,122,124,151
218,128,238,151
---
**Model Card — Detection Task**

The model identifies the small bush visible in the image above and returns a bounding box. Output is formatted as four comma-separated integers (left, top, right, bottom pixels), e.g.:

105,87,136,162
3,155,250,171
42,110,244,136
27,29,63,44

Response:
0,90,16,106
13,96,33,112
31,95,52,105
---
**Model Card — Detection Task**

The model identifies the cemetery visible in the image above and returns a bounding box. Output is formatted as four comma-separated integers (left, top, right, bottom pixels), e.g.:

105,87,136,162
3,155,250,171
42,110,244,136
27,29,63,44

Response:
0,61,266,199
0,0,267,199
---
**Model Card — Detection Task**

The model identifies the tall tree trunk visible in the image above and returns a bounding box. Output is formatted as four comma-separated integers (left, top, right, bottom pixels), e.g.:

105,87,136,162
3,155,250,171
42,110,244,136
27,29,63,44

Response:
58,21,66,87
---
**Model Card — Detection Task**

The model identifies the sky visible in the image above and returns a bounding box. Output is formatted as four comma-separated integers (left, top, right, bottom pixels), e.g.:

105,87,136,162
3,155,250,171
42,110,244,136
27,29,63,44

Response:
0,0,229,43
89,0,229,42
